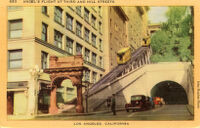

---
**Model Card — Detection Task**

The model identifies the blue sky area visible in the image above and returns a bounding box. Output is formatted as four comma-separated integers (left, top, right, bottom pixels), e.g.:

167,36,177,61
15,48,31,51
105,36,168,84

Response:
148,7,168,24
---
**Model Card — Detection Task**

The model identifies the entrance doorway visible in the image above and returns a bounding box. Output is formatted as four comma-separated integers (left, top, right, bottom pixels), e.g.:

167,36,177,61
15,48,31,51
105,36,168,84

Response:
7,92,14,115
38,83,51,114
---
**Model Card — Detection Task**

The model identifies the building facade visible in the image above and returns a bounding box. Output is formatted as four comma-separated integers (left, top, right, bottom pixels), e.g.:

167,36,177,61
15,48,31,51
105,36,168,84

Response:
122,7,149,50
7,6,150,116
7,6,105,115
148,23,161,34
103,7,129,72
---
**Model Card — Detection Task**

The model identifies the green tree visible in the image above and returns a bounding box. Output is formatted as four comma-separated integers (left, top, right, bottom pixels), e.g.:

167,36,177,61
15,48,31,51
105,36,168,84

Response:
150,7,193,62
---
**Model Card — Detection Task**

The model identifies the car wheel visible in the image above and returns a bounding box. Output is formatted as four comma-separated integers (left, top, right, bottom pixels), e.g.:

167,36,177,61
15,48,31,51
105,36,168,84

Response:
126,109,129,112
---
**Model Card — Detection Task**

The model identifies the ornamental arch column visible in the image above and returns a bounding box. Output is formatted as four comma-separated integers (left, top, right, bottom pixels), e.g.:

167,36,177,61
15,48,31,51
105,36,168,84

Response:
44,55,87,114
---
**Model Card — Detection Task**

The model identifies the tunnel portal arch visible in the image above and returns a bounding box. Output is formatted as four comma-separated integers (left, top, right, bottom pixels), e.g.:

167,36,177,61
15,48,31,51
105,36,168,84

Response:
150,81,188,105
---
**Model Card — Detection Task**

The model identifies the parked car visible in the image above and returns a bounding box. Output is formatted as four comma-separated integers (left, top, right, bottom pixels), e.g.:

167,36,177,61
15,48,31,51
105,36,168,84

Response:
147,96,155,109
125,95,154,112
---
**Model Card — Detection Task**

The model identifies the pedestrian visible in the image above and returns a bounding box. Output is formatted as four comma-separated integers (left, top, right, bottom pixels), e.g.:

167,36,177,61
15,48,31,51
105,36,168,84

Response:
111,94,116,115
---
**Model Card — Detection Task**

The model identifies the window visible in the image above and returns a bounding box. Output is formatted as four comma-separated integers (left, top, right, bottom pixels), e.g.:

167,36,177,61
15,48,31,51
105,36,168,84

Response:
99,22,102,33
42,6,47,14
91,15,96,28
76,21,82,37
76,6,81,16
85,48,90,62
92,33,96,47
84,28,89,42
92,52,96,65
92,72,97,83
99,39,103,51
41,23,48,42
41,51,48,69
8,6,22,11
54,30,62,48
54,6,62,24
98,6,102,16
66,14,73,31
99,56,103,68
66,37,73,54
84,8,89,22
8,49,22,69
76,43,82,55
85,70,90,82
9,19,22,38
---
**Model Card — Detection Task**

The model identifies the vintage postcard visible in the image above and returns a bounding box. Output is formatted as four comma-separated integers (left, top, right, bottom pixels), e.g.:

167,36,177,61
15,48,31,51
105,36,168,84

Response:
0,0,200,128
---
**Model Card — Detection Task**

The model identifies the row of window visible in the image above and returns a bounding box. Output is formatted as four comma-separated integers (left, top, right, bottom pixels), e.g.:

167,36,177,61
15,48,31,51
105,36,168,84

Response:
43,11,103,51
8,49,48,69
42,6,102,34
72,6,102,29
66,37,103,68
75,6,102,17
66,12,102,49
8,48,103,70
84,70,103,84
8,49,102,83
42,21,103,53
8,18,103,54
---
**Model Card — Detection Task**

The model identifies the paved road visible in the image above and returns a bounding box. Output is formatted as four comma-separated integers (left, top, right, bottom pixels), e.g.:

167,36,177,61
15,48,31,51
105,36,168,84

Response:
36,105,193,120
101,105,193,120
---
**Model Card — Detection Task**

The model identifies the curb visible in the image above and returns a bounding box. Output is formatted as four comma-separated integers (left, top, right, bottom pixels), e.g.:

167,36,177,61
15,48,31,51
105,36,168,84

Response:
186,105,194,116
36,108,125,118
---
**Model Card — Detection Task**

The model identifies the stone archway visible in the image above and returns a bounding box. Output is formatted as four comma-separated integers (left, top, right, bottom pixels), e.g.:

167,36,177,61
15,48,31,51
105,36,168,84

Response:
44,55,88,114
151,81,188,104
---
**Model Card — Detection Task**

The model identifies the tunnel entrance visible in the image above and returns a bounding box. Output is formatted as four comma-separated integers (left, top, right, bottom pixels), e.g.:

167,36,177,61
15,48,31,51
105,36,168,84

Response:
151,81,188,104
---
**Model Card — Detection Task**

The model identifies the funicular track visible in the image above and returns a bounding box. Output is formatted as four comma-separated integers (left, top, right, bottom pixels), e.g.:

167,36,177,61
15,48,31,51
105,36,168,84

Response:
88,47,150,96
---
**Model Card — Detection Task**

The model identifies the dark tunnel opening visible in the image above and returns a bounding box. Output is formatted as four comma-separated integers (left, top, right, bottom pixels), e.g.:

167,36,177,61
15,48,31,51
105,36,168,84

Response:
151,81,188,105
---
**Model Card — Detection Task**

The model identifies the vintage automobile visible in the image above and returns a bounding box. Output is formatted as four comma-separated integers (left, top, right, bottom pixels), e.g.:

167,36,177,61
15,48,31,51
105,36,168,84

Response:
125,95,153,112
153,97,164,106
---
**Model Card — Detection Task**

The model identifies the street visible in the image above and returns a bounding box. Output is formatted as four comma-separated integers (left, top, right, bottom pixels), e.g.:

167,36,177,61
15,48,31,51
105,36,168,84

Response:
35,105,193,120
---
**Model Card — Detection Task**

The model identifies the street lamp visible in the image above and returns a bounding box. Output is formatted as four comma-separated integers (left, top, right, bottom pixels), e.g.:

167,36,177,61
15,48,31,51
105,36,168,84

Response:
29,65,43,80
29,65,43,115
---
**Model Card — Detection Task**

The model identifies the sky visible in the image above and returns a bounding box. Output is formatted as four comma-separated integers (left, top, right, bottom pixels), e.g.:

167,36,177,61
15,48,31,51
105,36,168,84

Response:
148,7,168,24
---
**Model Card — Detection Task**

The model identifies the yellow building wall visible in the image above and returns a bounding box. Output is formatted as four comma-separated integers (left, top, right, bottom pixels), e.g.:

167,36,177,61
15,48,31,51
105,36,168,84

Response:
102,7,110,74
103,7,128,71
8,41,36,82
14,91,27,115
122,7,149,49
33,6,105,83
8,7,35,38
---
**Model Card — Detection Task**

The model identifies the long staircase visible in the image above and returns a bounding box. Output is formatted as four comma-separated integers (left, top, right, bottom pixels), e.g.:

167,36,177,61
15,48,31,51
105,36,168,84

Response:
88,47,150,96
87,46,151,111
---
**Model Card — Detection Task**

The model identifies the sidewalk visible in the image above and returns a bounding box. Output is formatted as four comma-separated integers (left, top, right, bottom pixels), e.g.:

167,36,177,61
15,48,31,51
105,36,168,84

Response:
7,108,124,120
35,106,163,119
8,115,35,120
36,108,125,118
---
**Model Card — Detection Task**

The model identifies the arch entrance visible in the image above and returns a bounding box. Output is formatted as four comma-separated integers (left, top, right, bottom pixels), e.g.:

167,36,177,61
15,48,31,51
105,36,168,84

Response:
151,81,188,104
44,55,87,114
